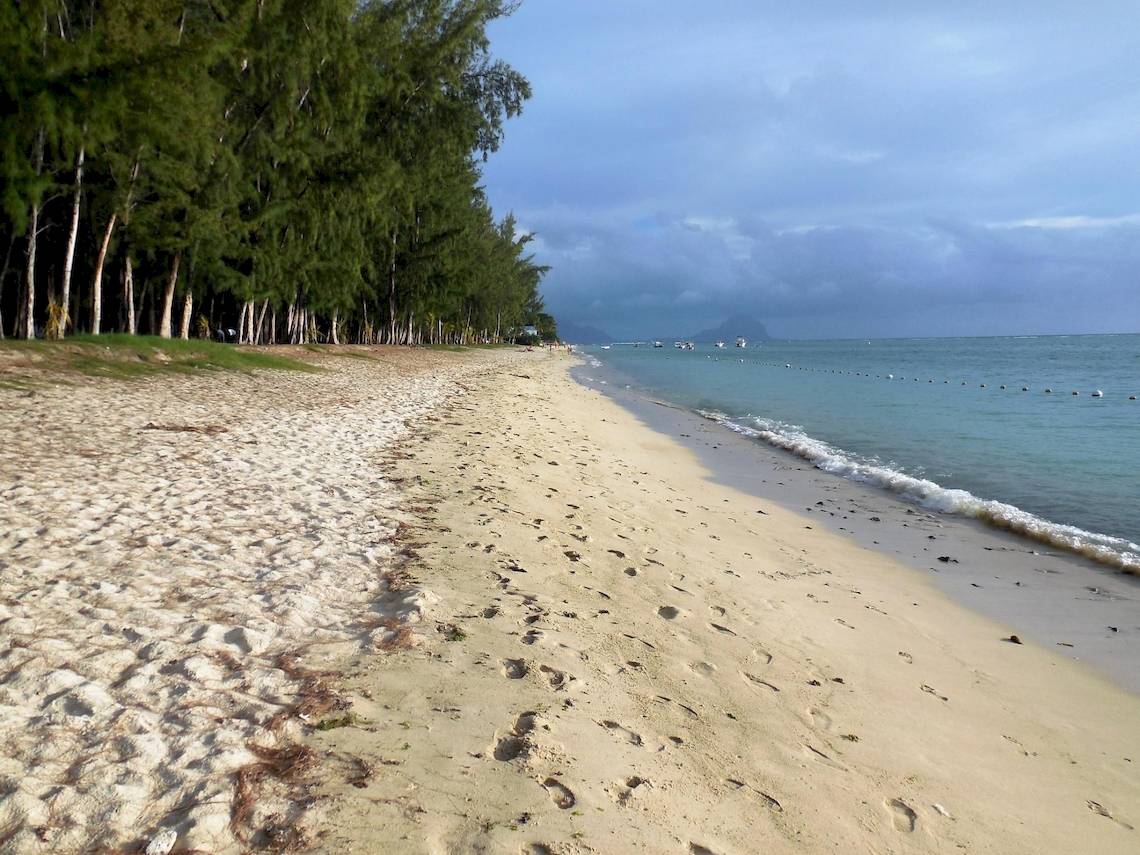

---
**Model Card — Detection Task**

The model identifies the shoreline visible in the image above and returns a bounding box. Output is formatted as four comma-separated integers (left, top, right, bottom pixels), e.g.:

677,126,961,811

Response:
573,363,1140,695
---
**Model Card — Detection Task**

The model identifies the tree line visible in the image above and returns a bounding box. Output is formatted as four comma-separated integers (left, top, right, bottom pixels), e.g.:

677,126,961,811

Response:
0,0,553,346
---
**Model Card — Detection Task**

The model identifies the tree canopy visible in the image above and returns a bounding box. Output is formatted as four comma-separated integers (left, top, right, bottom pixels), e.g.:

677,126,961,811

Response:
0,0,551,345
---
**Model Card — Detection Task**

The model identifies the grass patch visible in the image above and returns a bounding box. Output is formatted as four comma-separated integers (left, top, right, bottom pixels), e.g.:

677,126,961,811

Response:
0,334,319,381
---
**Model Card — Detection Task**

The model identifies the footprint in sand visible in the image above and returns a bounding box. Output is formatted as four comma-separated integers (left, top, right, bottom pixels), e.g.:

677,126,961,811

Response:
539,664,570,690
521,629,544,645
542,777,576,809
600,719,644,746
1088,800,1135,830
690,661,718,676
624,567,638,576
750,648,774,665
610,775,648,806
886,798,918,832
494,735,527,761
742,672,779,692
501,658,528,679
804,744,847,771
494,712,538,761
658,605,681,620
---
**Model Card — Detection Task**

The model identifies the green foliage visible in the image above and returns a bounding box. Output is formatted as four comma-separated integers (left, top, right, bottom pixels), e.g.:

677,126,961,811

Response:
0,0,552,345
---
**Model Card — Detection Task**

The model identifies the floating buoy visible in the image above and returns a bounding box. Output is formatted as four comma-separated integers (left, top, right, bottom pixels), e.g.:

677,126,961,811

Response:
887,373,894,379
785,363,791,368
1091,390,1103,397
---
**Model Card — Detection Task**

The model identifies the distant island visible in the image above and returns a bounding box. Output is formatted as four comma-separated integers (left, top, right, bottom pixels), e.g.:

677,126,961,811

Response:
686,313,771,343
557,320,615,344
556,313,771,344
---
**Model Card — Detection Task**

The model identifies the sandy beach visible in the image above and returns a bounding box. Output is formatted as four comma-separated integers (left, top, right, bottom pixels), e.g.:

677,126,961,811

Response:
2,347,1138,853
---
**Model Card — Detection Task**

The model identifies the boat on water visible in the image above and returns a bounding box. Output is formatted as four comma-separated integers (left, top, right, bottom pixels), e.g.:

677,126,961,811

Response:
682,341,695,350
601,345,611,350
715,341,725,348
653,340,664,348
735,337,747,348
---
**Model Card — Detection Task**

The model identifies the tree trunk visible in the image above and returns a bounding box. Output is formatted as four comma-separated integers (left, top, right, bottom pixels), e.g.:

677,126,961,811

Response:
179,290,193,339
331,307,339,345
158,251,181,338
255,299,268,344
387,229,398,344
270,308,276,345
59,145,85,336
121,254,137,334
237,301,249,343
91,213,116,334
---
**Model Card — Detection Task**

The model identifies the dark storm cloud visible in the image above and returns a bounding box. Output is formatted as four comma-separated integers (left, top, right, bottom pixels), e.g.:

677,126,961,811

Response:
482,1,1140,338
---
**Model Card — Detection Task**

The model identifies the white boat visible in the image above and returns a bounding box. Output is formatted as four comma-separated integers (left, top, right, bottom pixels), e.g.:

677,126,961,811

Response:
715,341,725,348
683,341,695,350
653,340,663,348
735,337,747,348
601,345,611,350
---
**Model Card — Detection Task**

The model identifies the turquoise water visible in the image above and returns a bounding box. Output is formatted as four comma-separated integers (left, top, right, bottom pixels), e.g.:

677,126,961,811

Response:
582,335,1140,571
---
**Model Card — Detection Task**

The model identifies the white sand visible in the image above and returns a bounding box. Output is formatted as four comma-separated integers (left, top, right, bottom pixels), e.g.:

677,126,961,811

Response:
0,350,479,852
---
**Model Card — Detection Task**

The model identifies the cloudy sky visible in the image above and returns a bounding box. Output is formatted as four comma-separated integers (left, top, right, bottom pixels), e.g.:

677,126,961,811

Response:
482,1,1140,340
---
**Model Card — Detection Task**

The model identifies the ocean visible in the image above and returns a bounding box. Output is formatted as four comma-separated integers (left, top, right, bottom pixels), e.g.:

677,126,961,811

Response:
581,335,1140,572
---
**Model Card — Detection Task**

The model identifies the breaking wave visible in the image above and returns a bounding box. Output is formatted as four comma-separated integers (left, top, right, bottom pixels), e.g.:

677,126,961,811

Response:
699,410,1140,574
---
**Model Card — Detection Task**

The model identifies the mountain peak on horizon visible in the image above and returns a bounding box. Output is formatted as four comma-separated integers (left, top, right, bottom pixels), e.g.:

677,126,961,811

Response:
688,313,771,342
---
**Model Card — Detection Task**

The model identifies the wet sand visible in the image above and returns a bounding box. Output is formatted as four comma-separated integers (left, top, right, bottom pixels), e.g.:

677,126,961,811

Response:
580,371,1140,694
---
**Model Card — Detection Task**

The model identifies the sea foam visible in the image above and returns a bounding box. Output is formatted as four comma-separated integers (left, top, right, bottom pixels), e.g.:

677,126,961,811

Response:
699,410,1140,574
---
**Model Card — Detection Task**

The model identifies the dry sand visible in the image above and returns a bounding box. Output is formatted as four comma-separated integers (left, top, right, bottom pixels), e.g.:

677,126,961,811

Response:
2,347,1138,853
0,348,485,852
